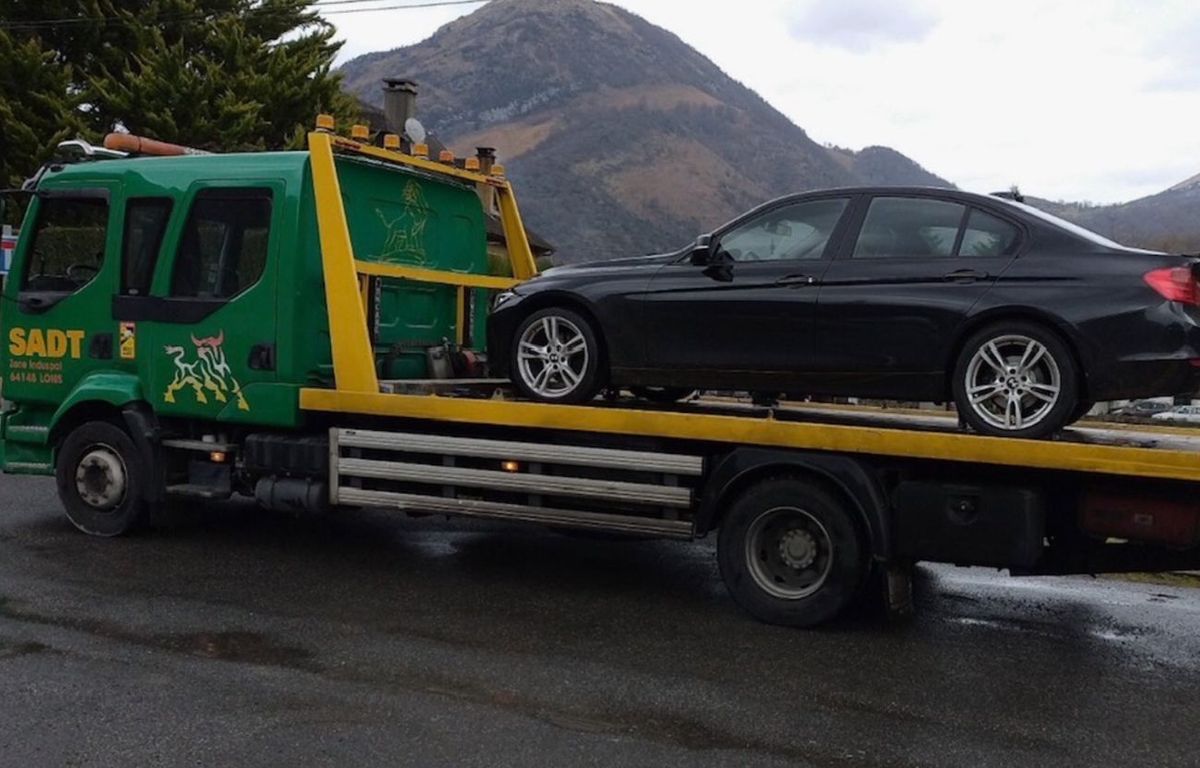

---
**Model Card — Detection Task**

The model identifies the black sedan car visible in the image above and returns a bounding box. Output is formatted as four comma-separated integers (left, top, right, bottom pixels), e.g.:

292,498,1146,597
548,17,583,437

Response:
489,187,1200,438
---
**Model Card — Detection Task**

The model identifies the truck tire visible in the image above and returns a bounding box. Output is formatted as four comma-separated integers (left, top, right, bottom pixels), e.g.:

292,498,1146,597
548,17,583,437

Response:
718,476,867,627
55,420,148,537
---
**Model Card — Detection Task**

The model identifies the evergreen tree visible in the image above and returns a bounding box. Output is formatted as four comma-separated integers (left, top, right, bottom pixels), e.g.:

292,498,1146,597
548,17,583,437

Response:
0,31,78,187
0,0,358,173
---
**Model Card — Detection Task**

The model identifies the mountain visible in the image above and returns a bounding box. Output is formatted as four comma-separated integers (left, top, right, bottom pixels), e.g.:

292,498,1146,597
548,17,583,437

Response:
1033,173,1200,254
339,0,951,260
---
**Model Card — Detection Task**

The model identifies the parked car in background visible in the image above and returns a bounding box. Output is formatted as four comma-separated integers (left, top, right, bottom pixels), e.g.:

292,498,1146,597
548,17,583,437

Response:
1151,405,1200,424
1112,399,1175,417
489,187,1200,438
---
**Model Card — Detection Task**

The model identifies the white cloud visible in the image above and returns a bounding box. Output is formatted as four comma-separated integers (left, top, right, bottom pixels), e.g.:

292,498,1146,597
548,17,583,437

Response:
788,0,938,53
324,0,1200,204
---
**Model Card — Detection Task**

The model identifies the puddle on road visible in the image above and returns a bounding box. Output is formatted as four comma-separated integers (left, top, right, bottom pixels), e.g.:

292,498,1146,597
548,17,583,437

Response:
150,631,320,672
0,593,319,673
0,640,50,660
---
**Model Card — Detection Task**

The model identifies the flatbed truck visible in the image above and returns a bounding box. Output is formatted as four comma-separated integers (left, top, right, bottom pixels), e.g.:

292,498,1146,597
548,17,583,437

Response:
2,121,1198,627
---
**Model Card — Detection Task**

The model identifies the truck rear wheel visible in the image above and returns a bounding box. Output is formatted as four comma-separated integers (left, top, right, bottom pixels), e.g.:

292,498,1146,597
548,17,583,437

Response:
718,477,867,627
55,420,148,537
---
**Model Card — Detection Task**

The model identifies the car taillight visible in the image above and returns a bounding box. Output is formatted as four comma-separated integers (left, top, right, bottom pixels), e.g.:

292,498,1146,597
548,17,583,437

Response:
1144,267,1199,306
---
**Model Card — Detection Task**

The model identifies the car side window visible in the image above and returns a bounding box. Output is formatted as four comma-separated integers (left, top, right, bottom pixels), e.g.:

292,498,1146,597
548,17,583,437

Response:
717,198,849,262
958,209,1020,257
121,198,173,296
853,197,967,259
20,196,109,293
170,188,272,300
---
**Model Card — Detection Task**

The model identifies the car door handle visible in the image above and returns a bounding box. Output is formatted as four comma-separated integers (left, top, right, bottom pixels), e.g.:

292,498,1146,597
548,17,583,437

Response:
775,274,817,287
942,269,989,283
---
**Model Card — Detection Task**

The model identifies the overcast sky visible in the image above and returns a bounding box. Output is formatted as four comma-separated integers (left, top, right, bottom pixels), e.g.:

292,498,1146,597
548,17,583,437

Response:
325,0,1200,204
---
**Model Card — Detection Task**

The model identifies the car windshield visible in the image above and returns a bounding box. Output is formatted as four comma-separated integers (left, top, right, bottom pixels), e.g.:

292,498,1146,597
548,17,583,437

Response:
992,198,1129,249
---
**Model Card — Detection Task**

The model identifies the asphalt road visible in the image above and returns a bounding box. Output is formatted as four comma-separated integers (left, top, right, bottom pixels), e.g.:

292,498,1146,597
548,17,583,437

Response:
2,474,1199,767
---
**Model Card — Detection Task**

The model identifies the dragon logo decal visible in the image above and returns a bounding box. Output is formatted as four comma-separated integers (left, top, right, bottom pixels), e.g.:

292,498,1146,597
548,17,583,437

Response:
163,331,250,411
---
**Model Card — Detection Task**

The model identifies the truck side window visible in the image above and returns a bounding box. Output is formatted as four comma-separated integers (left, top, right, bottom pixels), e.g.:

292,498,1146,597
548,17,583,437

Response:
20,196,109,294
170,188,272,300
121,198,173,296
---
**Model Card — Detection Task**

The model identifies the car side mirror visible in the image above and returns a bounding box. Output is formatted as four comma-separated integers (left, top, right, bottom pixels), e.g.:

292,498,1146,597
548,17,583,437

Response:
689,235,713,265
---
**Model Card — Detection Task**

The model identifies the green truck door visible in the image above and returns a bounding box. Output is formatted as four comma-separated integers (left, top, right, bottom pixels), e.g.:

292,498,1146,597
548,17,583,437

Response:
117,184,282,424
2,186,123,407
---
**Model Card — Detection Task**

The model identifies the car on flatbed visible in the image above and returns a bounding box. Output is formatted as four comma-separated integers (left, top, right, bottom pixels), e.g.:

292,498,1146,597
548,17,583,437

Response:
489,187,1200,438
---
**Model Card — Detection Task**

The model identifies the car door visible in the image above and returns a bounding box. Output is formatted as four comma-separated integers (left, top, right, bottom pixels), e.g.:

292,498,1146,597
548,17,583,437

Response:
812,195,1022,400
637,196,853,388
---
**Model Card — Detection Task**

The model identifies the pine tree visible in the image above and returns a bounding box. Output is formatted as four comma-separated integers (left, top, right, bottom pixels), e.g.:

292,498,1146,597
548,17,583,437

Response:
0,0,359,172
0,31,79,187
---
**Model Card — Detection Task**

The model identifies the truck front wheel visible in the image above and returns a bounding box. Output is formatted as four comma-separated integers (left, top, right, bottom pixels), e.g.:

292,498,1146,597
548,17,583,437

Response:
718,477,867,627
55,420,148,537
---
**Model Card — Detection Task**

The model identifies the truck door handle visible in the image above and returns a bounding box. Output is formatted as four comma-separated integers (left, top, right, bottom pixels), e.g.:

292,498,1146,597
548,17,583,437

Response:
942,269,988,284
775,274,816,287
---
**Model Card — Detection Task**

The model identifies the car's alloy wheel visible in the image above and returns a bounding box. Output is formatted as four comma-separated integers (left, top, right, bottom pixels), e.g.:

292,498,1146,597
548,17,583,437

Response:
511,308,602,403
953,322,1079,438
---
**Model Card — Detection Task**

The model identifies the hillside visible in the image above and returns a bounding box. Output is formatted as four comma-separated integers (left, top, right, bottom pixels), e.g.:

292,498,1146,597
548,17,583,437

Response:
340,0,951,260
1034,173,1200,253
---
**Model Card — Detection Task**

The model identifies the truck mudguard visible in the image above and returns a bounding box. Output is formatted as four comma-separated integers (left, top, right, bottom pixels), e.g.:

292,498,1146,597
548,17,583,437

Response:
696,447,892,559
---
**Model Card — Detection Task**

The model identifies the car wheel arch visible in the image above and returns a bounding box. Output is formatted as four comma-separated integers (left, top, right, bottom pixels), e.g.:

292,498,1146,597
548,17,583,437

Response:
944,308,1091,403
507,292,611,372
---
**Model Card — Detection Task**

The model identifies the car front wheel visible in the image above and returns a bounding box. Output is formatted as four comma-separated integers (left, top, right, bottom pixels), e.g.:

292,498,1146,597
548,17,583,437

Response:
953,321,1079,438
511,307,603,404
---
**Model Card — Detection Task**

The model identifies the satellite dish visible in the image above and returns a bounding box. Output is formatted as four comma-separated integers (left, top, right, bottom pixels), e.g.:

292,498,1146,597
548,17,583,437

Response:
404,117,427,145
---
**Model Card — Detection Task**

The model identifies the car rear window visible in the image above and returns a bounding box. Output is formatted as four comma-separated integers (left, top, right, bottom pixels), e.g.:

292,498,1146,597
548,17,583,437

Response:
853,197,966,259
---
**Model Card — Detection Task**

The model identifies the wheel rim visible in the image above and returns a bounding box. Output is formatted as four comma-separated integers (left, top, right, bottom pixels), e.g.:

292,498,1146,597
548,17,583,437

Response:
74,443,128,511
965,334,1062,431
744,506,834,600
517,314,590,398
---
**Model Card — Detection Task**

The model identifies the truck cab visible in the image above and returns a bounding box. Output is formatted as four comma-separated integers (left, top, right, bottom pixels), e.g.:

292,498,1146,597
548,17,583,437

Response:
2,134,520,474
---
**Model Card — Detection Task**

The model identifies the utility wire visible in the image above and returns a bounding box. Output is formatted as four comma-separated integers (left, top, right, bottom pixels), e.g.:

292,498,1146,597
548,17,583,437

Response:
0,0,487,30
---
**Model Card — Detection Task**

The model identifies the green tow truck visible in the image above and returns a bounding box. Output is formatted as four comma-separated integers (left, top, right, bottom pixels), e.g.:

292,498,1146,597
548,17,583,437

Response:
2,119,1199,628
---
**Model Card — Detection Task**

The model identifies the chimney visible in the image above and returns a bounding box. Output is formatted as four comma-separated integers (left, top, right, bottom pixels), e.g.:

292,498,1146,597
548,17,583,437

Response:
475,147,498,213
382,78,418,135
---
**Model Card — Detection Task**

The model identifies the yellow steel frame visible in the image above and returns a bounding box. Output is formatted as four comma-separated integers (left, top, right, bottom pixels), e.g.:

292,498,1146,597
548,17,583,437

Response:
298,389,1200,483
307,131,538,389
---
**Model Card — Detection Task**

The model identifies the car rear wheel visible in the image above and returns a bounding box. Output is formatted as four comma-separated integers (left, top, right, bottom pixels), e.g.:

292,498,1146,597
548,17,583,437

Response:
511,307,603,404
953,321,1079,438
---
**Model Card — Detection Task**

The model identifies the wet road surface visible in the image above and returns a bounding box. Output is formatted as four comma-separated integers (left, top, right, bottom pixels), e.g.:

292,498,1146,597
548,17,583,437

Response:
1,474,1199,767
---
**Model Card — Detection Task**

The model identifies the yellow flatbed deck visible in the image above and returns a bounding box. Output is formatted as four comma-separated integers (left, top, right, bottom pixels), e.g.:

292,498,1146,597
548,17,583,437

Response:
300,388,1200,484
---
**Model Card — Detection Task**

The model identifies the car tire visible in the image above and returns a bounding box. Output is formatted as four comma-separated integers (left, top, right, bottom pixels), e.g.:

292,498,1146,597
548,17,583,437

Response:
718,476,867,628
953,321,1080,439
630,386,697,404
510,307,603,404
55,420,148,537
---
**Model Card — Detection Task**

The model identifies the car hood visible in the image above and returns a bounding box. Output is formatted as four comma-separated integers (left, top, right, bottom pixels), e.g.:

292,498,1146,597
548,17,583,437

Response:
538,252,678,278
